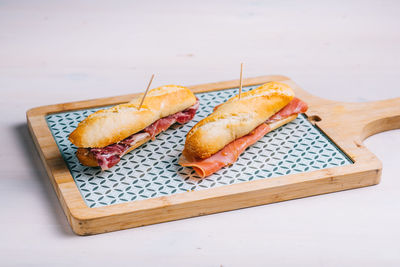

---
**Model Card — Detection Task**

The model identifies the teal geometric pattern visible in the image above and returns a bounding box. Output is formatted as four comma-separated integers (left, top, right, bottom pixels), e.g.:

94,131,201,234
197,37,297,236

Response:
46,86,353,208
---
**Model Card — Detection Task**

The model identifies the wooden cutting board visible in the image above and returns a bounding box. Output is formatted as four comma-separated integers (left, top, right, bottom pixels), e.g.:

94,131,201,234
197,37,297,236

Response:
27,75,400,235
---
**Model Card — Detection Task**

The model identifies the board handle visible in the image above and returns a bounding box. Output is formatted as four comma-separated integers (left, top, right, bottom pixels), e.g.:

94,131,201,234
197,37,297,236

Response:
286,79,400,143
348,97,400,141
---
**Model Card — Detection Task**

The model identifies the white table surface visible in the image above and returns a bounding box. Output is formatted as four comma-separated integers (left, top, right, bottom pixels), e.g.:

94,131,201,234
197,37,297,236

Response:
1,1,399,266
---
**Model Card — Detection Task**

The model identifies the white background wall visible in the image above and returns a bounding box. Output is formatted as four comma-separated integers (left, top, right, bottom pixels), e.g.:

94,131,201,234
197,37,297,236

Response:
1,1,399,266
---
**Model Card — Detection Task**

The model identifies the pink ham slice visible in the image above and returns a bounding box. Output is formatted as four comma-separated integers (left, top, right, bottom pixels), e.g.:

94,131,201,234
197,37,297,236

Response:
180,123,271,177
266,97,308,123
90,100,199,170
180,98,308,178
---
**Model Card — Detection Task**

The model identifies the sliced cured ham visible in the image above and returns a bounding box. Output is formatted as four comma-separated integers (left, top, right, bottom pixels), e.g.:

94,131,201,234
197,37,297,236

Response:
180,98,308,177
90,132,150,170
180,124,271,177
144,100,199,139
90,100,199,170
266,97,308,123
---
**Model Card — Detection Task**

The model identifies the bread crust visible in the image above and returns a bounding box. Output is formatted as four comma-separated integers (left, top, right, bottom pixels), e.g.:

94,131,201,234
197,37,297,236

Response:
69,85,197,148
183,82,294,159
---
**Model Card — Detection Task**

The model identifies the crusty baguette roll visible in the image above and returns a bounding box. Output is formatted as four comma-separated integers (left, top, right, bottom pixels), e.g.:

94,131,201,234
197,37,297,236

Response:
69,85,197,148
183,82,294,159
69,105,156,148
129,85,196,118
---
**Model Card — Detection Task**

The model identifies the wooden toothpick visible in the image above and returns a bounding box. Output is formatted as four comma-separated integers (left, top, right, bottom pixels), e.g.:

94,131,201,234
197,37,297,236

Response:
239,63,243,99
138,74,155,110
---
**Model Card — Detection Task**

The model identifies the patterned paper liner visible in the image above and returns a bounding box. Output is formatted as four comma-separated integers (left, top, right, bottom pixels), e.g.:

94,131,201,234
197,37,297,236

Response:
46,86,352,208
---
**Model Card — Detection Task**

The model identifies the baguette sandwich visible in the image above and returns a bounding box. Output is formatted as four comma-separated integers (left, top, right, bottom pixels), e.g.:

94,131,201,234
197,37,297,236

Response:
179,81,308,177
69,85,199,170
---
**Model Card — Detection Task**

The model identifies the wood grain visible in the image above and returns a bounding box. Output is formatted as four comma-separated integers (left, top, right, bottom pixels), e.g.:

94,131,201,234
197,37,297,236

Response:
26,75,400,235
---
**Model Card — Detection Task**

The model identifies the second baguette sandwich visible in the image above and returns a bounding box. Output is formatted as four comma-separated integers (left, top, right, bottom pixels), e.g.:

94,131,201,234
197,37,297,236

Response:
180,81,308,177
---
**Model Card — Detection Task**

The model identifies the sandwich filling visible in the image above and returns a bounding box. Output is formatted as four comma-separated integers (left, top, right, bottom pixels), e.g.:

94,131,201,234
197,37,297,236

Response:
90,100,199,170
180,97,308,177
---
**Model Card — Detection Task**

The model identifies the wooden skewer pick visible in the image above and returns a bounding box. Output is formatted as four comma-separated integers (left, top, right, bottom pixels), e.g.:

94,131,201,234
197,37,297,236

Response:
138,74,155,110
239,63,243,99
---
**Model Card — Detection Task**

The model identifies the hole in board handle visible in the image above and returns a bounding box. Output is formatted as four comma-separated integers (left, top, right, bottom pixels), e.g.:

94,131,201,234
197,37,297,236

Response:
307,115,322,124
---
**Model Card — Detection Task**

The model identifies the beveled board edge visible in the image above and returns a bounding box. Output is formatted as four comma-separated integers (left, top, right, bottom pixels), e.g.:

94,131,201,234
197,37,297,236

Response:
27,75,383,235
